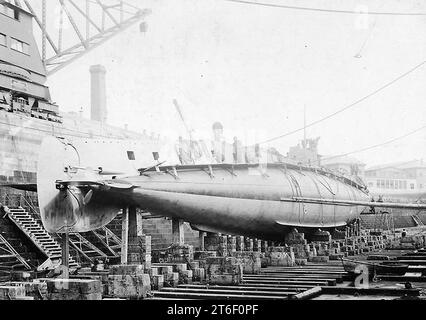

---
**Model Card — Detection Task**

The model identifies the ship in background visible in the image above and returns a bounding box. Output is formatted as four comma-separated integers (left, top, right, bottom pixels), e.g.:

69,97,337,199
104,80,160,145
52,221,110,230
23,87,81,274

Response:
0,1,161,194
0,1,291,195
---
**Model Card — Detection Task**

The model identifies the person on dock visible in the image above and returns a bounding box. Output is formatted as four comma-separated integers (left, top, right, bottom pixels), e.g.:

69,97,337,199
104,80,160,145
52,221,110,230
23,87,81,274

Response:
0,203,10,218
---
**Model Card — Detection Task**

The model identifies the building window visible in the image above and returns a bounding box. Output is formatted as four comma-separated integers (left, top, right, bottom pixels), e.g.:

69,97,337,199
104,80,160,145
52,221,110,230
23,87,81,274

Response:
376,180,380,188
385,180,390,189
1,4,19,20
410,183,415,190
11,38,29,55
127,151,135,161
0,33,6,47
403,181,407,189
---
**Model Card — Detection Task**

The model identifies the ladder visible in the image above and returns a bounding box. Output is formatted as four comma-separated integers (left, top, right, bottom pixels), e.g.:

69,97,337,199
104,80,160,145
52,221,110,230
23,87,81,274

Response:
6,207,79,268
0,233,31,270
412,214,424,227
91,227,122,257
68,233,108,263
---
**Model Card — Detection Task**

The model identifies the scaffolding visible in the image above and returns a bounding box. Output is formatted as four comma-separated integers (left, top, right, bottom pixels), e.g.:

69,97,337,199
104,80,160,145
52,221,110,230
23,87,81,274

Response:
4,0,151,75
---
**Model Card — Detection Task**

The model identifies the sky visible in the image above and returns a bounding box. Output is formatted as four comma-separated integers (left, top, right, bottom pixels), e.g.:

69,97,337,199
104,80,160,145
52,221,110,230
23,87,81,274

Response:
42,0,426,167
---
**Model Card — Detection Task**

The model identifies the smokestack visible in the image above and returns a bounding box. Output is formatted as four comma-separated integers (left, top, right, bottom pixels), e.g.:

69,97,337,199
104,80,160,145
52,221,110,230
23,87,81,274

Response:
90,64,107,123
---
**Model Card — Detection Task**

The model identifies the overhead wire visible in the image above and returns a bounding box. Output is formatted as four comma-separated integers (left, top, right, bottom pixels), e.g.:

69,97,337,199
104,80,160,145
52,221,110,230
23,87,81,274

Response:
223,0,426,16
223,0,426,166
255,60,426,146
309,124,426,165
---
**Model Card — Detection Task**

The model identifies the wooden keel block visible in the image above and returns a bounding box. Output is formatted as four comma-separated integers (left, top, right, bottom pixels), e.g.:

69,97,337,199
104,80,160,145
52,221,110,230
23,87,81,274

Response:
109,264,145,276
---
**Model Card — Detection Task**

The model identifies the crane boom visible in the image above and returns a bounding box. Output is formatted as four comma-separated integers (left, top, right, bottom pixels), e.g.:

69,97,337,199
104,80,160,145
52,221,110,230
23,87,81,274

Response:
173,99,194,141
6,0,151,76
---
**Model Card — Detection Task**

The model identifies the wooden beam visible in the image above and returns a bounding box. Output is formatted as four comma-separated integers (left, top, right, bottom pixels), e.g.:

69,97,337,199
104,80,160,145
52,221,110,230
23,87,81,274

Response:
199,232,206,251
292,286,323,300
61,231,70,279
121,208,128,264
321,286,420,296
151,291,290,300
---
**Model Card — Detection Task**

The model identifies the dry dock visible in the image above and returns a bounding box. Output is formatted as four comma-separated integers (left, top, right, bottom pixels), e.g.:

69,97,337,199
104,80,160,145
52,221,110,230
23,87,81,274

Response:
2,199,426,301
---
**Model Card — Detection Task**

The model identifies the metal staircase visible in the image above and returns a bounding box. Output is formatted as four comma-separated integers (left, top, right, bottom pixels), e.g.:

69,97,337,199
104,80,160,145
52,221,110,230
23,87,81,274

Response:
412,214,424,227
6,207,79,268
0,233,31,270
91,227,122,258
68,233,108,263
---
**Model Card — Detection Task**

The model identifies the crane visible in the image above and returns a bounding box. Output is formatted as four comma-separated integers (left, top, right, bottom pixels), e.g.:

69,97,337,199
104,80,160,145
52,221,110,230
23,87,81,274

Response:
4,0,150,76
173,99,203,165
173,99,195,142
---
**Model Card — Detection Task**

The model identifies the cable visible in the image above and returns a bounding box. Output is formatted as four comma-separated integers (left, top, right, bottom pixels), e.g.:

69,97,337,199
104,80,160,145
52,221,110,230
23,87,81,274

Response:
318,124,426,163
223,0,426,16
256,60,426,146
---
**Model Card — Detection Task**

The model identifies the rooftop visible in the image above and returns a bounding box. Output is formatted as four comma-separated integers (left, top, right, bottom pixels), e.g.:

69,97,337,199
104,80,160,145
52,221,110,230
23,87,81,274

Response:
366,159,426,171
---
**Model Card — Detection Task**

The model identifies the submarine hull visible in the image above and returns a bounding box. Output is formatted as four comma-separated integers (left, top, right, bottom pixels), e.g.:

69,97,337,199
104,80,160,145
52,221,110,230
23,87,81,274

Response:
125,165,370,240
37,137,370,240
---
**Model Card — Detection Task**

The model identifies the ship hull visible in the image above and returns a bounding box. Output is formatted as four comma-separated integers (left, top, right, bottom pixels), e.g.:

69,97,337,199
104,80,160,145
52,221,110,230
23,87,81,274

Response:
36,137,370,240
0,110,156,186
